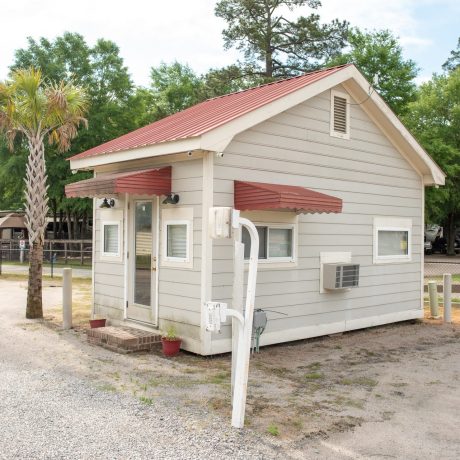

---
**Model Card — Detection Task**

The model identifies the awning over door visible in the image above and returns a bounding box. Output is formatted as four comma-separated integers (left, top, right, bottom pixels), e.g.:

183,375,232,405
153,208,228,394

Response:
234,180,342,214
65,167,171,198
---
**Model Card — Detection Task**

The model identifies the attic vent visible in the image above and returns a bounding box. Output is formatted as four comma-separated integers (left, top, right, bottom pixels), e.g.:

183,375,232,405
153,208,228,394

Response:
330,90,350,139
333,96,347,132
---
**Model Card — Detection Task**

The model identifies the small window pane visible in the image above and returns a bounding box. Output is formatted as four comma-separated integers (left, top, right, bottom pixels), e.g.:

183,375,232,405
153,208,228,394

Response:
103,224,118,254
167,224,187,258
378,230,408,256
269,228,292,258
242,226,267,259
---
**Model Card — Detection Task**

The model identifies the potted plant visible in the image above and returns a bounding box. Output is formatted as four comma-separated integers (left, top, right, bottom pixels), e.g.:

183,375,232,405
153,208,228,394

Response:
161,325,182,357
89,317,107,328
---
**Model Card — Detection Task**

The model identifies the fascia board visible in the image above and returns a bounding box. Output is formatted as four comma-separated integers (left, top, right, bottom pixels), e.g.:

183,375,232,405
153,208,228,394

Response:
69,137,202,170
344,70,445,186
200,66,355,152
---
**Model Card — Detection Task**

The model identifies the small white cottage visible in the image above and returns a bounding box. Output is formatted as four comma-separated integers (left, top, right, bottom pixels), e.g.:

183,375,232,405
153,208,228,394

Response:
66,64,444,355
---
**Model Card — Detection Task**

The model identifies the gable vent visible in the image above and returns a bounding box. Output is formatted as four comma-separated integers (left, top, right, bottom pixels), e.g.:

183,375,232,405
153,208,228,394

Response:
333,96,348,133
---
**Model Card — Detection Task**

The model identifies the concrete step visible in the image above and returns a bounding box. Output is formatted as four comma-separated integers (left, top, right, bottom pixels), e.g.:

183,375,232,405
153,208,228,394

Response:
87,326,161,354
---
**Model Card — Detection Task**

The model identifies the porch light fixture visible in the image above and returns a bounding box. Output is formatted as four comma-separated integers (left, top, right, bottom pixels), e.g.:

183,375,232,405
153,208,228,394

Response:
100,198,115,209
162,193,180,205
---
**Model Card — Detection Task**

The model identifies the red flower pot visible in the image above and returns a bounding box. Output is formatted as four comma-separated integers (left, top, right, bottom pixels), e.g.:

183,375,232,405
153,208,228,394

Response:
161,338,182,357
89,318,106,328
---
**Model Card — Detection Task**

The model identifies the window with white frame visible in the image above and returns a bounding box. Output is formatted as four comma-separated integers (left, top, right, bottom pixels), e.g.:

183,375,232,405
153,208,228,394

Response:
102,222,120,257
242,224,294,262
161,207,193,268
166,222,189,260
330,89,350,139
373,217,412,263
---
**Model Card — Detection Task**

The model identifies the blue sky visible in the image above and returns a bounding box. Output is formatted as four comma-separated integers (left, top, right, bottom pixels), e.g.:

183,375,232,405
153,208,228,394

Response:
1,0,458,86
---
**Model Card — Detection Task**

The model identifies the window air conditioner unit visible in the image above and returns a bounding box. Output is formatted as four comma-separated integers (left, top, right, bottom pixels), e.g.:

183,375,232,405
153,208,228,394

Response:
323,263,360,290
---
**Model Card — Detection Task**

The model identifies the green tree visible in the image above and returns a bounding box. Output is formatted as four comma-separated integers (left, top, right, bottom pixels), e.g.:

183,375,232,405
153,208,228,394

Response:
404,69,460,254
10,33,145,237
0,68,88,318
443,37,460,72
215,0,348,79
329,29,418,115
148,61,207,118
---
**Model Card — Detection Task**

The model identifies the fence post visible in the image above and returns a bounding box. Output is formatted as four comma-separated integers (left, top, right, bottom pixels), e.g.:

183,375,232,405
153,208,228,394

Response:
64,241,68,264
428,280,440,318
443,273,452,323
62,268,72,330
80,240,84,265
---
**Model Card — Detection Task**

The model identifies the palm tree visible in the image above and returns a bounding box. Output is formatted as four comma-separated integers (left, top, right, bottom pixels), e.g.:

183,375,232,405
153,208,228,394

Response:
0,68,88,318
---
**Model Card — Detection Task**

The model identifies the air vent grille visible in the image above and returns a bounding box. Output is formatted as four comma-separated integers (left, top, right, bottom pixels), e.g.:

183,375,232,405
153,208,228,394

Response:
333,96,348,133
323,263,359,290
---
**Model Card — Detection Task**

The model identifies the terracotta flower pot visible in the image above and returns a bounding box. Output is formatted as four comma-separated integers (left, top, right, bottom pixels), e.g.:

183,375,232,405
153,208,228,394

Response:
89,318,106,328
161,338,182,357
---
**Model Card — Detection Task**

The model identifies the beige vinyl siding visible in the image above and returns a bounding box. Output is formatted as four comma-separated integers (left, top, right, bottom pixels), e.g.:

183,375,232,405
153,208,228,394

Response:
93,205,125,320
211,84,423,352
92,157,203,348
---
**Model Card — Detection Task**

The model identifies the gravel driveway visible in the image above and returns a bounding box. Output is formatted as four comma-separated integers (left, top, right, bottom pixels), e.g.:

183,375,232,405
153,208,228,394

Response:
1,278,460,460
0,279,283,460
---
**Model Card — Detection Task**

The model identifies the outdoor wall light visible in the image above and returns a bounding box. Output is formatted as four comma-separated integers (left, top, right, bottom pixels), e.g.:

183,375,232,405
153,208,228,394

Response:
100,198,115,208
162,193,180,205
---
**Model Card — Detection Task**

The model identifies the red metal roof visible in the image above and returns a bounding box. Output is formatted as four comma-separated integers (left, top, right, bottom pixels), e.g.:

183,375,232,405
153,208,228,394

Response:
65,167,171,198
70,65,351,161
234,181,342,214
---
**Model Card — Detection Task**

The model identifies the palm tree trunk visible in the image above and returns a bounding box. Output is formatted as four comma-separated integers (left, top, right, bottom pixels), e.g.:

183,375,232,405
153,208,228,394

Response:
24,134,49,319
26,242,43,318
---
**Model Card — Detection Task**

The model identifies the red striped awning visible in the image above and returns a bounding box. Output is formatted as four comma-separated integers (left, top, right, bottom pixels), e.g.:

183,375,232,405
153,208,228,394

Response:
234,181,342,214
65,167,171,198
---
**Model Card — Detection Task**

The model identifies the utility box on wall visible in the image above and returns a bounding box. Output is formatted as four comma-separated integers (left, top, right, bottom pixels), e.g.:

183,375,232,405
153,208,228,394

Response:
323,263,360,290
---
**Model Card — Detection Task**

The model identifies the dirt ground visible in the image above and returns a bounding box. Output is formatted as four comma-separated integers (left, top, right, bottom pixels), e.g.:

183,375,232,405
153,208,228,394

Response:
2,276,460,459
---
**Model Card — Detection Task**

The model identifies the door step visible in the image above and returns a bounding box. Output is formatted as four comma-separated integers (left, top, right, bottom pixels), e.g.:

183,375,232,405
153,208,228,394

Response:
87,326,161,354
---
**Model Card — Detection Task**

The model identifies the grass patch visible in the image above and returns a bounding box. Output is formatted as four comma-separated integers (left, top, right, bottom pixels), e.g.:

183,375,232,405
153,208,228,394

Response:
339,377,378,388
139,396,154,405
305,372,323,380
98,383,117,393
208,372,230,385
307,362,321,370
267,423,280,436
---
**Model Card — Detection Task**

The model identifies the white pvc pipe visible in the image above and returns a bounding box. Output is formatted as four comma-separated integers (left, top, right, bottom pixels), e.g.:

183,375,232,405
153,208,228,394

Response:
443,273,452,323
231,217,259,429
62,268,72,330
231,237,244,399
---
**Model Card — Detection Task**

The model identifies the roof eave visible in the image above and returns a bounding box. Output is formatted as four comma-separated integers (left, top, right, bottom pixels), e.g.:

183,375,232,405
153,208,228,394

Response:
69,137,202,170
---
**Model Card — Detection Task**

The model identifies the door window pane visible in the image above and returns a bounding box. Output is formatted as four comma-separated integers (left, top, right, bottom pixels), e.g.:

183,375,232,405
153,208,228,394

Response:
134,202,152,306
269,228,292,258
378,230,408,256
242,226,267,259
103,224,118,254
167,224,187,259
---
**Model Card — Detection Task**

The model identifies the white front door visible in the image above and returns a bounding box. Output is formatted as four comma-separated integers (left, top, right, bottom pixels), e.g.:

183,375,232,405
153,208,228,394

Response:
127,199,158,324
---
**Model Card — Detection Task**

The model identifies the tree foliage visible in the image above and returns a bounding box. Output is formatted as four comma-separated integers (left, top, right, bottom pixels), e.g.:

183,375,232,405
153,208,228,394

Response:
1,32,146,236
329,29,418,115
443,37,460,72
215,0,348,79
404,69,460,253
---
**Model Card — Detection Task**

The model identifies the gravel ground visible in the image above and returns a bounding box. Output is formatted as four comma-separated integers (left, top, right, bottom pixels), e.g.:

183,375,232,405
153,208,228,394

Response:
1,278,460,460
0,280,287,460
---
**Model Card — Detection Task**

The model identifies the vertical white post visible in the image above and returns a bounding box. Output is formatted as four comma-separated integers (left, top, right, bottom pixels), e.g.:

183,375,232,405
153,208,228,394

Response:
231,233,244,398
443,273,452,323
232,217,258,429
428,280,439,318
62,268,72,330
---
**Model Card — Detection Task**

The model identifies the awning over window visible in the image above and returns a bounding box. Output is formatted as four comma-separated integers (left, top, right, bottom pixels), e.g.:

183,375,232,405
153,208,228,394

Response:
65,167,171,198
234,181,342,214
